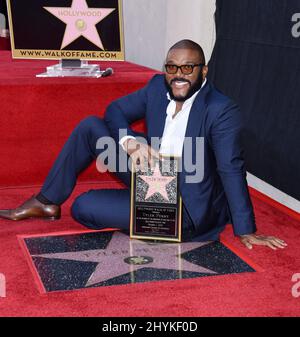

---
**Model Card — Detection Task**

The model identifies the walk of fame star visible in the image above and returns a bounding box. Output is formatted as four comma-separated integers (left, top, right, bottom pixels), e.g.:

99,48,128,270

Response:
139,163,175,201
44,0,115,50
22,230,256,292
33,232,216,287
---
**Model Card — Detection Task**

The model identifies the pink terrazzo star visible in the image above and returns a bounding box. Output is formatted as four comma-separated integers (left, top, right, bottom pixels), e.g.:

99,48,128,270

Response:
44,0,115,49
33,232,216,286
139,163,175,201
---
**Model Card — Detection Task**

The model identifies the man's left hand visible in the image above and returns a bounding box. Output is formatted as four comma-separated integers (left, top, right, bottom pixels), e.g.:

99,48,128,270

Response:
239,234,287,250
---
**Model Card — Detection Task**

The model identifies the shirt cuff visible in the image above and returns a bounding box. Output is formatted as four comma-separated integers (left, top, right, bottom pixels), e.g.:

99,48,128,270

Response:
119,135,136,151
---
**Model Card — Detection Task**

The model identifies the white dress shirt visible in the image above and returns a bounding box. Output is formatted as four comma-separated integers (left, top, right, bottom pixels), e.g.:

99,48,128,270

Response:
120,78,207,157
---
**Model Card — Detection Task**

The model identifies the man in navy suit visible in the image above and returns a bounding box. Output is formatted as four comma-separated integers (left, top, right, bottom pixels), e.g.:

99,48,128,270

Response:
0,40,286,250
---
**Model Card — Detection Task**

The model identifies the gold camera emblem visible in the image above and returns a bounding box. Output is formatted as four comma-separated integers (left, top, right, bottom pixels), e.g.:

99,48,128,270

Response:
75,19,87,31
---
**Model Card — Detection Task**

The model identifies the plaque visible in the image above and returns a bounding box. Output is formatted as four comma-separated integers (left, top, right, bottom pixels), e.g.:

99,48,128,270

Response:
130,157,182,242
7,0,124,61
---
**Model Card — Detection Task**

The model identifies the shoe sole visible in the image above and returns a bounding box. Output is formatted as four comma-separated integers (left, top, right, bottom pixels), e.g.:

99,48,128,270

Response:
1,216,61,221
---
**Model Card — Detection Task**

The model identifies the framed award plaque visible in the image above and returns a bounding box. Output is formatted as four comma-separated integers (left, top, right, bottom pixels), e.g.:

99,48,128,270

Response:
7,0,124,61
130,156,182,242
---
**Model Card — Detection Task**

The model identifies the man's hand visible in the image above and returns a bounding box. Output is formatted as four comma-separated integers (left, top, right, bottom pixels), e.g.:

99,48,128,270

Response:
239,234,287,250
124,138,159,172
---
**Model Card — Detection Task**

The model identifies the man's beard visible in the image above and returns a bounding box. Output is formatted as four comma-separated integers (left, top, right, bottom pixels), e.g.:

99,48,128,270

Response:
164,73,204,102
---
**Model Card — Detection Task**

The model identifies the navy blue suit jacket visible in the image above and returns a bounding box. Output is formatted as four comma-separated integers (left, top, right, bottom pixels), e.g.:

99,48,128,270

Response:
104,74,256,238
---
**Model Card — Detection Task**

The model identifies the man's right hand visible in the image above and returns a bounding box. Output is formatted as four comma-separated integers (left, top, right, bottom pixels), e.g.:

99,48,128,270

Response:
124,138,159,172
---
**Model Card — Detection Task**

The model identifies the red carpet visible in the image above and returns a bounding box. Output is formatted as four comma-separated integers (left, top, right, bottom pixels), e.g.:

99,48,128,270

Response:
0,37,10,51
0,51,153,187
0,52,300,316
0,183,299,316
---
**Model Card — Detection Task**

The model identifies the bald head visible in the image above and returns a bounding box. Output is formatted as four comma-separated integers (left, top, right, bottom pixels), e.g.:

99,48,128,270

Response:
168,39,206,65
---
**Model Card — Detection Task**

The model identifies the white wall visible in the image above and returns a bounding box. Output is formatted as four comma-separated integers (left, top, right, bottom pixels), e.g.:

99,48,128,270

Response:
165,0,216,65
0,13,6,36
123,0,216,70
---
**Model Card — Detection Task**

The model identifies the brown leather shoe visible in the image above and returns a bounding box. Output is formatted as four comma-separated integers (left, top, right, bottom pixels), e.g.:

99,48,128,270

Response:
0,195,61,221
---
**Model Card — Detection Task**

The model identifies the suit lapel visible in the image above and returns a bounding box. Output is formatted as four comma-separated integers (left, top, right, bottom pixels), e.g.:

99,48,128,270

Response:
184,81,211,139
147,92,169,143
180,82,211,188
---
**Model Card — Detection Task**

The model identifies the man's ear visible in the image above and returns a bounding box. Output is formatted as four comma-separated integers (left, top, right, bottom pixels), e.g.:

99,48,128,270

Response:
202,65,208,79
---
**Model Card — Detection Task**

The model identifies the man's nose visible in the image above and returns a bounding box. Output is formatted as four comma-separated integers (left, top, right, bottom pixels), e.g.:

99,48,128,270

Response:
175,67,184,76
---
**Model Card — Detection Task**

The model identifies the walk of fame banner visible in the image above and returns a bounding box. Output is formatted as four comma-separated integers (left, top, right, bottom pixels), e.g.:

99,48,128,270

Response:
7,0,124,60
130,157,182,243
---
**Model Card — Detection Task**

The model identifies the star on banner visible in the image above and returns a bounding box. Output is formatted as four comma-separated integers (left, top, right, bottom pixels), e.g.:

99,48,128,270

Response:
139,163,175,201
44,0,115,50
33,232,216,286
